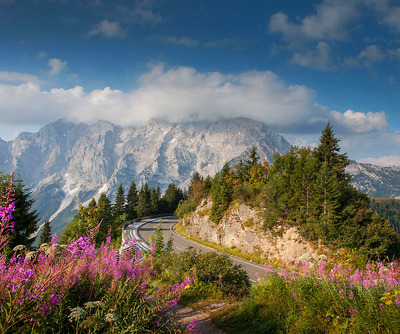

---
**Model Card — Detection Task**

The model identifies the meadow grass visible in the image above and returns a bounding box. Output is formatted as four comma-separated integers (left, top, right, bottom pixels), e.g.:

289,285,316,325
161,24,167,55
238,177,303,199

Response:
212,261,400,333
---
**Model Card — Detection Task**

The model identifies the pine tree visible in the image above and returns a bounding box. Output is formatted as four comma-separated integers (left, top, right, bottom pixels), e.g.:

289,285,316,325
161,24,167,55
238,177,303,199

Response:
97,193,113,243
210,164,233,223
137,183,151,217
0,173,39,250
313,161,340,242
113,183,126,218
163,183,184,212
314,123,350,183
39,220,52,245
126,181,138,220
150,187,160,214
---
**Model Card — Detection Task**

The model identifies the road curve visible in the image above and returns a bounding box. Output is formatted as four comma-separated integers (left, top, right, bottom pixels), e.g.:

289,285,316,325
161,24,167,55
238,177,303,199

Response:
137,216,267,283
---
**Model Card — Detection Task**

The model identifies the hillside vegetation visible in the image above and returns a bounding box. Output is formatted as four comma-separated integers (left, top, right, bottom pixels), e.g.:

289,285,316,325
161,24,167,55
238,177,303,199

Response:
177,123,400,260
370,198,400,233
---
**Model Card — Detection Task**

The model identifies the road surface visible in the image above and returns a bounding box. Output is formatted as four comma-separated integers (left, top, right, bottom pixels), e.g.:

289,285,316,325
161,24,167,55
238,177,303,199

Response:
137,216,267,282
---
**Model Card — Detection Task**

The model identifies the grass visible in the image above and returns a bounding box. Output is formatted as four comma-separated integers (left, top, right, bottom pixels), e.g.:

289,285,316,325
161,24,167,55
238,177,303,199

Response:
211,261,400,334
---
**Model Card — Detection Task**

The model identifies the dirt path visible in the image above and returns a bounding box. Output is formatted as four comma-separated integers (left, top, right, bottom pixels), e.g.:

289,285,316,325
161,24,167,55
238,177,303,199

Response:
171,302,228,334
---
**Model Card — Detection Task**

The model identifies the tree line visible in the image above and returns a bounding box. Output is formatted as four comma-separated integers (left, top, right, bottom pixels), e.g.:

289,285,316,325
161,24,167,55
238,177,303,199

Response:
176,123,400,259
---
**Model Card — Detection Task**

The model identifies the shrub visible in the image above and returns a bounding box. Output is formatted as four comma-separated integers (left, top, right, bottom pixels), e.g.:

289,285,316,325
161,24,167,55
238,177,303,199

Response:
153,248,250,303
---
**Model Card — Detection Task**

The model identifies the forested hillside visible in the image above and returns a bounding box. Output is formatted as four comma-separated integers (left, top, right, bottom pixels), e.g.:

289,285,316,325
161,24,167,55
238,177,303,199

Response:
370,198,400,233
177,123,400,259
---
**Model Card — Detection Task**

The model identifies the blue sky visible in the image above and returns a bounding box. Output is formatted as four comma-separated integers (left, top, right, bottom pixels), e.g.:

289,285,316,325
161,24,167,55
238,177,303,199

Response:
1,0,400,165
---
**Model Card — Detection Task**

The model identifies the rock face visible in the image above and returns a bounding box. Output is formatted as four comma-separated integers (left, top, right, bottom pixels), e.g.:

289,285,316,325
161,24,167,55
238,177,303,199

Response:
0,117,290,235
182,200,320,263
347,161,400,198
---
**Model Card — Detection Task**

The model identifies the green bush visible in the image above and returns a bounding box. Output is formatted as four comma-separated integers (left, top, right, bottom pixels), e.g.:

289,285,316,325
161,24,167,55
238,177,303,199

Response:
153,248,250,303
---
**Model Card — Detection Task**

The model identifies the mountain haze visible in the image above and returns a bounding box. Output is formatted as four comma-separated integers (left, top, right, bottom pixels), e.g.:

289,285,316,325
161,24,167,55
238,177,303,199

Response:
0,117,290,235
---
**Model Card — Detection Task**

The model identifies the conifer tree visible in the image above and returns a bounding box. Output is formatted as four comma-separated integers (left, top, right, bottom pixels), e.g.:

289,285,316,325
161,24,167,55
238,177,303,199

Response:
113,183,126,218
210,163,233,223
188,172,204,200
137,183,151,217
314,122,350,183
150,187,160,214
163,183,184,212
126,181,138,220
0,173,39,250
97,193,113,242
39,220,52,245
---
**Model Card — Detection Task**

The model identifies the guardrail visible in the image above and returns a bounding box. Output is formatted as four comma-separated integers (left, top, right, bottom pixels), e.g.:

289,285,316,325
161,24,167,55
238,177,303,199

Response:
123,213,174,230
120,213,174,256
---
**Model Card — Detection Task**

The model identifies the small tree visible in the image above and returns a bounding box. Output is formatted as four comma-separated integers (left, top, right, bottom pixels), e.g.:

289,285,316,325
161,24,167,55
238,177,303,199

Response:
39,220,52,245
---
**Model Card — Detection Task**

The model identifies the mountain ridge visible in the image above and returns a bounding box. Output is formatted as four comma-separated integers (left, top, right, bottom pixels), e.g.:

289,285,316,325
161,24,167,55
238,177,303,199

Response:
0,117,291,235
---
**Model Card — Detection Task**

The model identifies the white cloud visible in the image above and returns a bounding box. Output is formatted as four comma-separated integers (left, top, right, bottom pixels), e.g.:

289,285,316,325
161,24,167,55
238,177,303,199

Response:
357,44,385,64
330,109,388,133
48,58,68,76
360,155,400,167
87,19,126,38
0,71,43,85
0,66,389,142
37,50,48,59
162,36,199,47
291,42,333,70
269,1,358,43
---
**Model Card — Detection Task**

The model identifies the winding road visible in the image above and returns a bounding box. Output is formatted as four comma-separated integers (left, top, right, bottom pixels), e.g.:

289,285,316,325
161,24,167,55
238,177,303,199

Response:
135,216,267,282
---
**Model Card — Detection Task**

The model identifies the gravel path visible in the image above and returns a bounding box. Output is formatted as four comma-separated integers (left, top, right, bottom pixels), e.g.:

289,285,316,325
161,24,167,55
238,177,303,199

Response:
171,303,228,334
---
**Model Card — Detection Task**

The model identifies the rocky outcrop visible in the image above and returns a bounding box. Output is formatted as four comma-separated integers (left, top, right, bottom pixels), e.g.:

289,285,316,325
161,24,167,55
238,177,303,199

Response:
182,200,324,264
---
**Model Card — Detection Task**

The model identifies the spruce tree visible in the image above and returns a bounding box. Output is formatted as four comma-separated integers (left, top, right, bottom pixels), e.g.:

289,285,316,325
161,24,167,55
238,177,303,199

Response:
126,181,138,220
210,164,233,223
163,183,184,212
113,183,126,218
39,220,52,245
137,183,151,217
97,193,113,243
314,122,350,183
0,173,39,250
150,187,160,214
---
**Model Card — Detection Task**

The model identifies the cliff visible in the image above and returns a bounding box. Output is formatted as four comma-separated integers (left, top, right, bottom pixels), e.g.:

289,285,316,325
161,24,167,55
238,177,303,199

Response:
181,200,327,264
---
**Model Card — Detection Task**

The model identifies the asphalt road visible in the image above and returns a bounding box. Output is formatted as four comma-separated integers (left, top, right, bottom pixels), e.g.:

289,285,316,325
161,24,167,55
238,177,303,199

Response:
138,216,267,283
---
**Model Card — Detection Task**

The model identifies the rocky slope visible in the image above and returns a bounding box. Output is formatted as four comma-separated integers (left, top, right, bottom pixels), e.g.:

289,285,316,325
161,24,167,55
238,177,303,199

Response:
347,161,400,199
0,117,290,235
181,200,324,264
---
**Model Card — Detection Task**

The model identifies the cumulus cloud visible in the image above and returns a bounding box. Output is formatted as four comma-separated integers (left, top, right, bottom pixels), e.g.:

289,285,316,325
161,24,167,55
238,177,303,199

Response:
360,155,400,167
48,58,68,76
0,71,43,85
269,1,357,43
357,44,385,65
87,19,126,38
0,65,389,141
330,109,388,134
291,42,333,70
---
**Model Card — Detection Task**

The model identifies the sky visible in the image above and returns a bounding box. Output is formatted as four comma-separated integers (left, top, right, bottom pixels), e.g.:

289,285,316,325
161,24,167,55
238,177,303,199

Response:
1,0,400,166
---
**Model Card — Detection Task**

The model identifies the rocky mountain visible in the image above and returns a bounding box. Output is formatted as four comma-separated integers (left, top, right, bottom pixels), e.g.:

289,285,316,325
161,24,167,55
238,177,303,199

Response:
0,117,290,235
347,161,400,199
